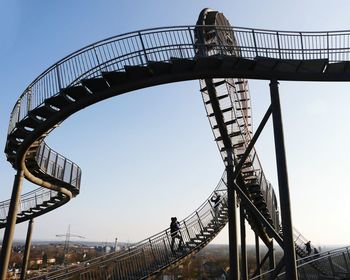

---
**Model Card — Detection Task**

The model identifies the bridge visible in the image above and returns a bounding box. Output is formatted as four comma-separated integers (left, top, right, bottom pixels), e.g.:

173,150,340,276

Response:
1,8,350,280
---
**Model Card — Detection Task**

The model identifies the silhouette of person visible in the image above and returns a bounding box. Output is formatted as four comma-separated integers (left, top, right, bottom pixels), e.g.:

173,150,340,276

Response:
170,217,183,252
211,192,221,224
305,241,312,255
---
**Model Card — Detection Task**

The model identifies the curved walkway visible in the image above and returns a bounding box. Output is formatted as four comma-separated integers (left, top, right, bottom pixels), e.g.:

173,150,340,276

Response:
3,8,350,280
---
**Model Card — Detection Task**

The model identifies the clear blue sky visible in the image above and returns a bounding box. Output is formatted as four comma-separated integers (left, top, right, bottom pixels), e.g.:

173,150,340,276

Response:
1,0,350,248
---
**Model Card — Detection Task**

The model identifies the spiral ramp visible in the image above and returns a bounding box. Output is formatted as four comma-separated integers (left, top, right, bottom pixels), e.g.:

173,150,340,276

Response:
3,7,350,280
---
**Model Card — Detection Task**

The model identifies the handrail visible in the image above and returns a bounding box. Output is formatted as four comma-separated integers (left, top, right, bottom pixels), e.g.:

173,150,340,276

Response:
28,174,228,279
9,25,350,135
0,140,81,224
251,246,350,279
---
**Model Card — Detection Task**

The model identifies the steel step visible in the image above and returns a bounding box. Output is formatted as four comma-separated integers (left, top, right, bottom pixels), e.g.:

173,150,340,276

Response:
124,65,153,79
170,57,195,72
30,104,58,119
45,94,73,109
195,56,222,71
62,86,90,101
102,71,128,86
148,61,172,75
82,78,110,93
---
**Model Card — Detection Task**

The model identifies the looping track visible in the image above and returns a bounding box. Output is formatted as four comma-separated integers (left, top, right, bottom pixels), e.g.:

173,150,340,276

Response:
3,8,350,280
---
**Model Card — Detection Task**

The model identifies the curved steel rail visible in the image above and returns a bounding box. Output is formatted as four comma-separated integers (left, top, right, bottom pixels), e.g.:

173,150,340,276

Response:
251,246,350,279
3,8,350,280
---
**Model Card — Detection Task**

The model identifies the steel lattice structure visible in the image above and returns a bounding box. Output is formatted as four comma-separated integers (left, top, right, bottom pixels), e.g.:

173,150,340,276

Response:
1,8,350,280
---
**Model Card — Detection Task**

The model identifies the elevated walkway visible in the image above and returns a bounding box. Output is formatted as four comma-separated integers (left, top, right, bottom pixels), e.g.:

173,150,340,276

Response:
3,8,350,280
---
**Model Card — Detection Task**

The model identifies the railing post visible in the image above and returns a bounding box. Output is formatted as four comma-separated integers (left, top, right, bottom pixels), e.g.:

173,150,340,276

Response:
327,32,330,60
252,30,259,58
27,87,32,112
328,254,336,276
45,149,51,173
183,220,191,242
0,170,24,280
17,101,21,123
300,32,304,60
69,163,74,185
138,32,149,64
149,238,157,265
196,211,203,231
55,64,62,91
276,32,281,59
342,252,350,272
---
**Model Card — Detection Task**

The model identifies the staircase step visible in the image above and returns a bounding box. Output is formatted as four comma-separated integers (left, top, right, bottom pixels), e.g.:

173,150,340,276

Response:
102,71,128,86
254,57,279,72
20,115,44,129
148,61,172,75
62,86,90,101
124,65,153,79
213,119,236,130
201,80,226,92
274,59,301,72
297,59,328,73
45,94,73,109
195,56,222,71
82,78,110,93
10,127,30,139
208,106,232,117
30,104,57,119
170,57,195,72
325,62,347,73
220,55,239,69
216,131,241,142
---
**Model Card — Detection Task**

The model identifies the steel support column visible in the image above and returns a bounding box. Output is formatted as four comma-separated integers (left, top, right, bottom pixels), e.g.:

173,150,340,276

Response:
269,240,276,270
227,164,239,280
240,206,248,280
269,80,298,279
255,233,261,278
21,219,34,280
0,169,24,280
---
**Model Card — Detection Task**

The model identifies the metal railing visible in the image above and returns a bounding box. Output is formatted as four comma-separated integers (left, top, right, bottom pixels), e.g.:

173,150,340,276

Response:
35,141,82,190
8,26,350,135
251,246,350,279
0,187,59,222
28,173,228,280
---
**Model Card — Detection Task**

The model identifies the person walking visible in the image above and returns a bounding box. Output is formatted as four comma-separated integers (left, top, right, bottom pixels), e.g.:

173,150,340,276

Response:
170,217,183,253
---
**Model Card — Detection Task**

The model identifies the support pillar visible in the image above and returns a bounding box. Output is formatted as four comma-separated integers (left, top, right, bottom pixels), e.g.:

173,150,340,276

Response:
255,233,261,278
269,80,298,279
240,206,248,280
227,164,239,279
0,170,24,280
21,219,34,280
269,240,275,270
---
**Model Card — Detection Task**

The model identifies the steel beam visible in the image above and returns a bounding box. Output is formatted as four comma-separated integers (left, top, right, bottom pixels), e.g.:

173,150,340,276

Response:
255,233,261,278
227,164,239,279
240,206,248,280
269,240,276,270
269,80,298,279
20,219,34,280
0,170,24,280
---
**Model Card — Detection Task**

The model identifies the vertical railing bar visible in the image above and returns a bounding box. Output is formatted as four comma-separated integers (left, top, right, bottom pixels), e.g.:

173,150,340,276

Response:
252,30,258,58
276,31,281,59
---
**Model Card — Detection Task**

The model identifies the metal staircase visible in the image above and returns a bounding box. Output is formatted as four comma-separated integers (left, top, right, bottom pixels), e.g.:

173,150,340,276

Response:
3,7,350,280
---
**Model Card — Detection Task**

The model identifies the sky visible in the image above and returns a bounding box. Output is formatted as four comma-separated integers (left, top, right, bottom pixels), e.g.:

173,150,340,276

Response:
1,0,350,249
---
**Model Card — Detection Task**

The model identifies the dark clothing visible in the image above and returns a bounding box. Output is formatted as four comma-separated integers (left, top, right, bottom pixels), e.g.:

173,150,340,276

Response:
170,221,180,237
170,220,183,252
211,195,221,208
305,242,312,255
